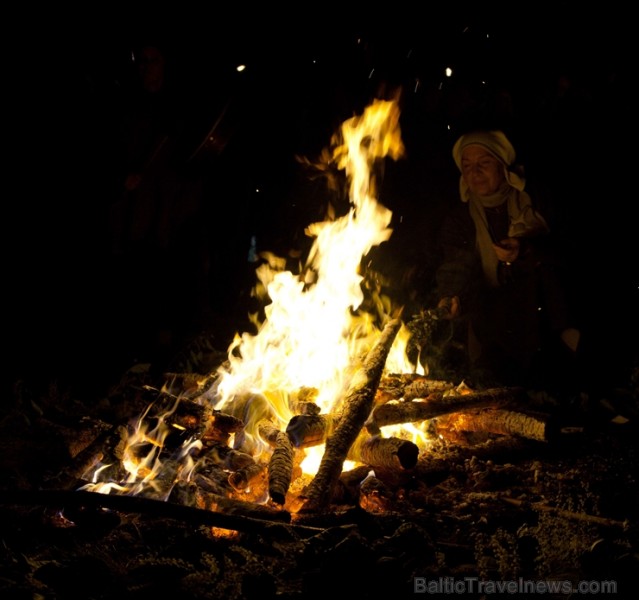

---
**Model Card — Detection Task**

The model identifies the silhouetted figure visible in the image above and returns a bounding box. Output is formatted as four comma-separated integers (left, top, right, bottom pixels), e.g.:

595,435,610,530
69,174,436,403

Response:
108,42,212,368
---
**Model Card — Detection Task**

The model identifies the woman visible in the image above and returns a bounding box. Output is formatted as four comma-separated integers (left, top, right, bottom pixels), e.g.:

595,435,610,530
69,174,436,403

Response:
433,129,580,388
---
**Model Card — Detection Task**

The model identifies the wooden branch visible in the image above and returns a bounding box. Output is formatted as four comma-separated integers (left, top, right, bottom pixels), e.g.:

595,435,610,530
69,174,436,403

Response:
0,489,325,537
195,490,292,522
300,318,401,512
436,408,555,442
369,387,524,429
502,497,629,529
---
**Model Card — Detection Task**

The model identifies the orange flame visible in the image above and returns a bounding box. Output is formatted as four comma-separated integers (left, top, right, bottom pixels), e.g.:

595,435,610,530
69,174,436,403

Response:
86,97,433,500
216,99,405,418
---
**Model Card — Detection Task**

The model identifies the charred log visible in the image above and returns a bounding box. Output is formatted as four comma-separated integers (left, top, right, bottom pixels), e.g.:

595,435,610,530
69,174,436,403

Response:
199,445,255,471
46,424,129,490
375,373,423,403
502,497,628,529
162,399,208,434
0,489,327,537
368,386,524,430
258,420,296,505
38,417,113,461
139,457,183,501
192,472,233,497
160,372,219,401
194,489,292,523
376,375,457,402
209,410,245,434
202,410,245,445
286,414,335,448
402,378,457,401
267,438,295,505
300,318,401,512
228,462,266,493
348,435,419,470
435,408,556,442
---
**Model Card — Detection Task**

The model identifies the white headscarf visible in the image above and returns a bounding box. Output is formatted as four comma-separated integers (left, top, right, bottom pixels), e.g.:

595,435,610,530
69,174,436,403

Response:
452,130,549,286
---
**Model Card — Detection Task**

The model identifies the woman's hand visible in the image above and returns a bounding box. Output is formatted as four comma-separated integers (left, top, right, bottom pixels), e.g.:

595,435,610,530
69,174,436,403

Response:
493,237,520,264
437,296,460,319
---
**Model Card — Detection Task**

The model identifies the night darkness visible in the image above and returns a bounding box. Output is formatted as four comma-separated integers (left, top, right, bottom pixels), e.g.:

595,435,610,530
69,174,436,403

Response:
6,3,637,400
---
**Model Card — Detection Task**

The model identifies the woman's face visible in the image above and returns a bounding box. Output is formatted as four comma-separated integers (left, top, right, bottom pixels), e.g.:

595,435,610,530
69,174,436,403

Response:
460,145,505,196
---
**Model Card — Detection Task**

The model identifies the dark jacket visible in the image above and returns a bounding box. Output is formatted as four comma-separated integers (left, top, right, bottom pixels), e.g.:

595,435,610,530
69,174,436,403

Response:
433,187,576,385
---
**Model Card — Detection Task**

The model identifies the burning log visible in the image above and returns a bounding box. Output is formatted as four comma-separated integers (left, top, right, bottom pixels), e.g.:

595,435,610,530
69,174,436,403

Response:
300,317,402,512
267,440,295,506
199,440,267,497
141,458,183,501
160,371,219,401
162,398,208,433
434,408,556,443
202,410,245,445
47,424,128,490
286,414,335,448
259,420,297,505
376,374,456,403
228,462,265,493
401,378,457,401
368,386,525,430
348,435,419,470
375,373,421,403
192,472,233,497
200,445,255,471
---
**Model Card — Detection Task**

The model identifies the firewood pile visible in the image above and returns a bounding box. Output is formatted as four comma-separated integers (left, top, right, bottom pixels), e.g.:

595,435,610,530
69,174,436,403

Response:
2,339,639,598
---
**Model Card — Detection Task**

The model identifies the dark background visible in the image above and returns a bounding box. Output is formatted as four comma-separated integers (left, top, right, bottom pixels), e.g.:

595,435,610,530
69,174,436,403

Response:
5,3,637,399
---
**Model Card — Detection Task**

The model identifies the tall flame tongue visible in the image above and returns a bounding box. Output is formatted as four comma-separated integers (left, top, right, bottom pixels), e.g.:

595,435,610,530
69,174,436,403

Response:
84,98,411,499
215,98,406,453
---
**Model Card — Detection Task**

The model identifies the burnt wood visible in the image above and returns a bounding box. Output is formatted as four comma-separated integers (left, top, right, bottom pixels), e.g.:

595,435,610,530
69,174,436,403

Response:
435,407,556,442
300,318,402,512
259,420,295,505
369,386,525,429
349,435,419,470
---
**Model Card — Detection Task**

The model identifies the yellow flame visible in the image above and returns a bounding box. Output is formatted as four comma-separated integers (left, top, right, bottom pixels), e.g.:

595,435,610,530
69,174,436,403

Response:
87,97,430,501
215,99,406,432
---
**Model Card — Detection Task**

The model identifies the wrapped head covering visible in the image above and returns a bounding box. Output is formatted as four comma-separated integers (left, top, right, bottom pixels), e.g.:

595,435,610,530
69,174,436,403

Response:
453,130,526,200
451,129,549,287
